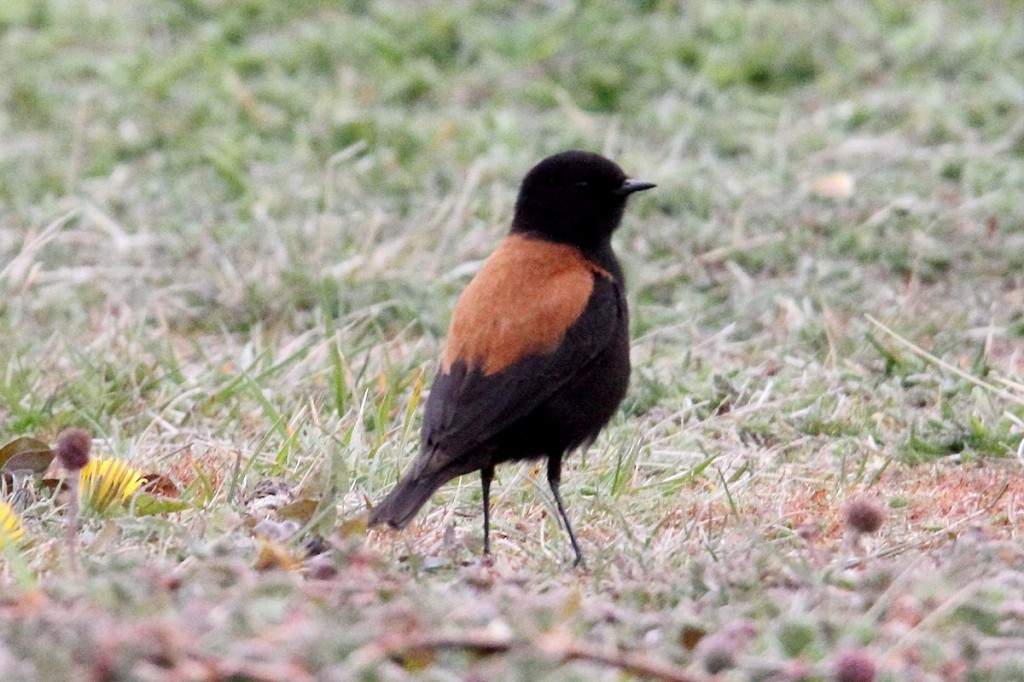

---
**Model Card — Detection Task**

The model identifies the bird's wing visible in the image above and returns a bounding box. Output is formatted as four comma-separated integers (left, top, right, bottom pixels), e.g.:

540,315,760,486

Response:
414,239,625,478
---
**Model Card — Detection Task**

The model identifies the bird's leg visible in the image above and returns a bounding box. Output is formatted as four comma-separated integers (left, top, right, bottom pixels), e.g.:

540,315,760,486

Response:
481,464,494,557
547,456,585,567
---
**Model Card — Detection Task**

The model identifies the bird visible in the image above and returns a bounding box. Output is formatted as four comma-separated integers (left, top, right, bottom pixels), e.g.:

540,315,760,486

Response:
368,150,655,565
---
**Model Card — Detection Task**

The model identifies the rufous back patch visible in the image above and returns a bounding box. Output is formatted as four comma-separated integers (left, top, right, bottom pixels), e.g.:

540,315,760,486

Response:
441,235,612,376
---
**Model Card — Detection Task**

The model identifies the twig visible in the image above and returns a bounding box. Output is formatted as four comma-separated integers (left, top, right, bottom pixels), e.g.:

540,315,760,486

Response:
137,656,318,682
558,637,703,682
0,209,79,286
879,579,982,666
351,629,706,682
348,630,514,668
995,375,1024,394
694,234,777,265
65,478,81,578
865,315,1024,408
204,657,318,682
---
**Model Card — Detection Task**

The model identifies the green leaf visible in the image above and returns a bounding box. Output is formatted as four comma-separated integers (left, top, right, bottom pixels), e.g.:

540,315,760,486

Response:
131,493,191,517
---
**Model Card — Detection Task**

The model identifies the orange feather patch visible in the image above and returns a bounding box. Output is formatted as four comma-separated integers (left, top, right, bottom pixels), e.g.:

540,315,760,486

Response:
441,234,613,376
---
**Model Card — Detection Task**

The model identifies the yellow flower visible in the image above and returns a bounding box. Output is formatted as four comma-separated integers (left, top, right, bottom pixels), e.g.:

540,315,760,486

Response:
0,501,25,549
79,457,145,514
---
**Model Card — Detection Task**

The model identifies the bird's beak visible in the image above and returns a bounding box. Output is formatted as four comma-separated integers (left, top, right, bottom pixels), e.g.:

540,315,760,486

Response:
614,178,657,196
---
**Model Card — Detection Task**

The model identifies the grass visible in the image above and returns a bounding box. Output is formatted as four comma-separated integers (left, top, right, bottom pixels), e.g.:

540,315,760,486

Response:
2,0,1024,678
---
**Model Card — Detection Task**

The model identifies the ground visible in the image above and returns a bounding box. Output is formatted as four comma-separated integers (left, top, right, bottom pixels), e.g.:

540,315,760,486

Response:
1,1,1024,679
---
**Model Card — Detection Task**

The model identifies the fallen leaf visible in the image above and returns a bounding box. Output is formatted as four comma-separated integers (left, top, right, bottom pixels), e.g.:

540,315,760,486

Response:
395,646,436,672
277,498,319,524
680,624,707,650
0,437,53,475
141,473,180,497
338,514,368,538
810,171,855,199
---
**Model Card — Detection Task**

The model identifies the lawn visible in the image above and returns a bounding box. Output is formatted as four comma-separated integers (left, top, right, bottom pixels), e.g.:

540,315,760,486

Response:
1,0,1024,679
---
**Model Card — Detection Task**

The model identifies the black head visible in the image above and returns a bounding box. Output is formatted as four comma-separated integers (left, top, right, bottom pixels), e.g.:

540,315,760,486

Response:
511,150,655,250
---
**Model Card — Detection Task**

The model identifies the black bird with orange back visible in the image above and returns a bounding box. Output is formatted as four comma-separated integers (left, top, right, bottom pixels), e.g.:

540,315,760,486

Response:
369,150,655,566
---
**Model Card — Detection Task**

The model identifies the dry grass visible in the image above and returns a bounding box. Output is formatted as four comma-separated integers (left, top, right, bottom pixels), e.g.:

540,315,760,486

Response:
1,0,1024,678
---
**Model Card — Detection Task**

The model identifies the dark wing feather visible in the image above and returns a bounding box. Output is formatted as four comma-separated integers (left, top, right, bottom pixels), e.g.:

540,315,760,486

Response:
415,275,624,478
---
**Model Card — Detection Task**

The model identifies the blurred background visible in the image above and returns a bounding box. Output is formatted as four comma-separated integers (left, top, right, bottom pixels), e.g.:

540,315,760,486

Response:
2,2,1024,678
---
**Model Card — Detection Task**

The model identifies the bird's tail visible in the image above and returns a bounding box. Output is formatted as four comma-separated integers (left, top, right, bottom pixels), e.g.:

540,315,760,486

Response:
368,471,446,530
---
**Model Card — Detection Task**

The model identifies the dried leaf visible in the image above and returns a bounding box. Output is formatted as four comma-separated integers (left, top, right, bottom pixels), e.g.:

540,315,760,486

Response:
0,437,53,475
396,646,436,672
141,473,180,497
337,514,368,538
810,171,855,199
557,589,582,621
39,478,67,493
277,498,319,524
680,624,707,650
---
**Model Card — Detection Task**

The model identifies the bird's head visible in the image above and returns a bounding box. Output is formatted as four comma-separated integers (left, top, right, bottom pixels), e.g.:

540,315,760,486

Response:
511,150,655,250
